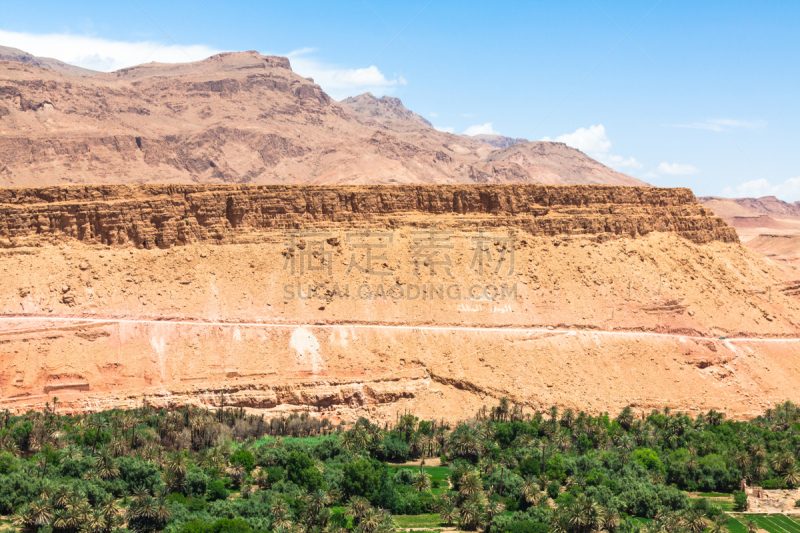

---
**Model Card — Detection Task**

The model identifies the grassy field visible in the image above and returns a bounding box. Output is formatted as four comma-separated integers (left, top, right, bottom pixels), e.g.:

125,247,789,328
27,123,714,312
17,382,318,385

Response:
253,434,339,448
744,514,800,533
393,514,446,528
391,465,451,484
699,492,731,498
726,516,748,533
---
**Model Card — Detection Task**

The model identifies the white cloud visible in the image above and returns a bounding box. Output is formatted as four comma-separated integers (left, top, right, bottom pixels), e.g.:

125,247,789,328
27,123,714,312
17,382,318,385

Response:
0,32,404,99
429,112,438,117
463,123,499,136
597,154,643,169
657,162,699,175
723,177,800,201
671,118,766,132
542,124,611,154
285,48,406,98
541,124,642,171
434,126,455,133
0,29,223,71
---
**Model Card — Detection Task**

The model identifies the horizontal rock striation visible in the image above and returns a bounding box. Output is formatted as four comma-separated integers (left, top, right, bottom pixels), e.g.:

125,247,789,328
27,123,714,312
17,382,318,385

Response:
0,184,737,248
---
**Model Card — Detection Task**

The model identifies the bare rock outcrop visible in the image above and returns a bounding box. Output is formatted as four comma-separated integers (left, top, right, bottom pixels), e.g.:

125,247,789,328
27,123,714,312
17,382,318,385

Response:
0,184,736,248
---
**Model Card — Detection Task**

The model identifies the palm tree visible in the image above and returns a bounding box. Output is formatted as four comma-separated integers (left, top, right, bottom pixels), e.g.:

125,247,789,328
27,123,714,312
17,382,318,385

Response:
359,508,382,533
152,496,171,525
601,508,620,532
554,431,571,452
785,464,800,487
94,448,120,480
270,499,290,518
163,469,187,493
734,450,751,470
271,511,293,531
521,476,542,506
345,496,371,525
561,409,575,429
744,518,758,533
685,511,707,533
31,499,54,526
749,443,766,460
414,471,431,492
752,459,769,482
459,470,483,497
566,494,601,533
302,489,334,533
486,499,505,520
707,410,724,426
437,497,458,526
617,406,635,430
458,501,481,531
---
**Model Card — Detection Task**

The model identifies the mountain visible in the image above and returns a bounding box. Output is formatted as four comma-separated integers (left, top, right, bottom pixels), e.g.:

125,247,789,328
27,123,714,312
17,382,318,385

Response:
340,92,433,129
484,141,646,186
470,134,529,148
699,196,800,218
0,50,648,187
0,45,98,77
700,195,800,261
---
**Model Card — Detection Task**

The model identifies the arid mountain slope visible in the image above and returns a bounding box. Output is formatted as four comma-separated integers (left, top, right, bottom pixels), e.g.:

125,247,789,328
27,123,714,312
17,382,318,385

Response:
700,196,800,218
701,196,800,262
340,92,433,129
470,134,529,149
0,51,646,187
485,142,645,186
0,184,797,420
0,45,99,77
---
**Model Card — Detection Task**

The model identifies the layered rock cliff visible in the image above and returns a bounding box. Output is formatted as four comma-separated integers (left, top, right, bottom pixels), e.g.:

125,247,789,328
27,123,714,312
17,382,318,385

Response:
1,183,797,421
0,184,736,248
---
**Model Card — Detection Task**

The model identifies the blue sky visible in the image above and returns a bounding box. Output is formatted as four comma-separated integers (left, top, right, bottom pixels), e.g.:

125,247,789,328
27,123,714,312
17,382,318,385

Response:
1,1,799,199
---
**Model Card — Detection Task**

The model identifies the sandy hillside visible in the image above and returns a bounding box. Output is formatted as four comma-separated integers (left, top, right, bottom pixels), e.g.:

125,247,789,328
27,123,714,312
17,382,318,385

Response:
1,183,798,421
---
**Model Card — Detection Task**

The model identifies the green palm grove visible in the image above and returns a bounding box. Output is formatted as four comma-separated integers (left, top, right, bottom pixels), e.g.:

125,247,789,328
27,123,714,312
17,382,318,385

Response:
2,399,800,533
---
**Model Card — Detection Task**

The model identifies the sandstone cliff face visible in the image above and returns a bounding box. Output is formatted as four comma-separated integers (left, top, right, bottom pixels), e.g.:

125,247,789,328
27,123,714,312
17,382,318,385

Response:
1,183,797,420
0,184,736,249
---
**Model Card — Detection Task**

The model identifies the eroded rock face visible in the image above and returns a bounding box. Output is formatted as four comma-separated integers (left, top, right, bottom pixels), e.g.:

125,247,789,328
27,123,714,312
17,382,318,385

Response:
0,184,795,421
0,184,737,248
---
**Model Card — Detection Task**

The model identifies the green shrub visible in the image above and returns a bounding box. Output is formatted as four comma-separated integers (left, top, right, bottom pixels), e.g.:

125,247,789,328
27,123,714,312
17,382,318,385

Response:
508,521,550,533
632,448,665,475
342,458,383,499
518,456,541,478
178,518,251,533
229,449,255,473
186,469,209,497
733,490,748,511
546,481,560,500
0,451,15,475
207,479,229,501
118,457,162,493
761,478,786,490
285,452,323,491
